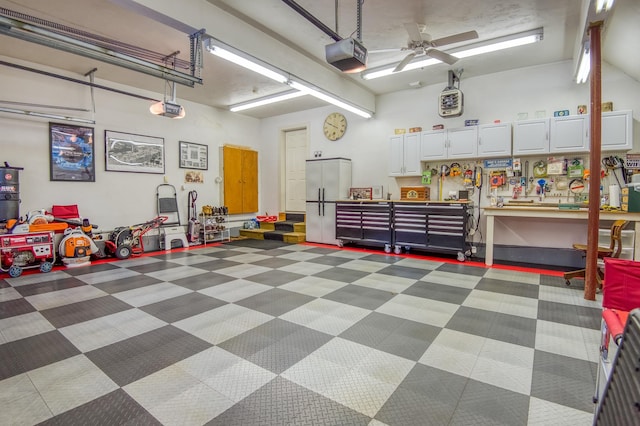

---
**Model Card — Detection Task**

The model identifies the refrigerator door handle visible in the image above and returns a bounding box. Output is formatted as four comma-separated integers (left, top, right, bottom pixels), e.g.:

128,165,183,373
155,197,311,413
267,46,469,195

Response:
322,188,325,216
318,188,321,215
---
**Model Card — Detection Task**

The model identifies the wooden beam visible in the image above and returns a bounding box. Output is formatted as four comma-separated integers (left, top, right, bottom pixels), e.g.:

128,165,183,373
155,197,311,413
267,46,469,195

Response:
585,21,603,301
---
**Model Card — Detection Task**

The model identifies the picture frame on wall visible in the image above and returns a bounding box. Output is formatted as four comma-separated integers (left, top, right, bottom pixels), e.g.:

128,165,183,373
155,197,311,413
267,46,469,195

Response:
49,122,95,182
179,141,208,170
104,130,165,174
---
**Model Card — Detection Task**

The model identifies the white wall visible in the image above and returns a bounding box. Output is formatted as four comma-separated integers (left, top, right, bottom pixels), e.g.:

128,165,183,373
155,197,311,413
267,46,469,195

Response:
260,60,640,250
0,56,261,231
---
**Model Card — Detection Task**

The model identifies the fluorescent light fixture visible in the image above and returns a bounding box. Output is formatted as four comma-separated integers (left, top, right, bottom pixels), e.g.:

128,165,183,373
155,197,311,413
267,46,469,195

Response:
576,43,591,84
362,28,544,80
596,0,614,13
204,38,288,84
289,81,372,118
0,106,95,124
230,90,306,112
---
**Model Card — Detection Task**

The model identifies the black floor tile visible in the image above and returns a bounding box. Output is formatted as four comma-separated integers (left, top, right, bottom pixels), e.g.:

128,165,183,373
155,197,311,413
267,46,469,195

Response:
171,271,236,290
12,276,88,297
531,349,597,412
0,330,80,380
223,240,288,250
85,325,211,386
404,280,472,304
436,262,488,276
126,261,184,274
306,255,352,267
377,264,429,280
40,295,132,328
537,300,601,330
0,297,36,319
323,284,395,310
488,314,537,347
39,389,161,425
193,259,244,272
312,267,371,283
245,270,306,286
249,257,298,269
446,306,495,337
93,274,164,294
359,253,401,264
476,277,539,299
449,379,530,425
62,262,121,275
234,288,315,316
139,292,227,323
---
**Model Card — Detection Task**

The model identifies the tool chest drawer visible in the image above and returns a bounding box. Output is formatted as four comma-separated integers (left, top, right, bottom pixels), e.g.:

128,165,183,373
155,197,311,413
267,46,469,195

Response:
336,202,392,246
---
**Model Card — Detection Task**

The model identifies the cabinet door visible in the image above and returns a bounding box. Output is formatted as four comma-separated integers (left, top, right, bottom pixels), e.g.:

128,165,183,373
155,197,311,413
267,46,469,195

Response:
447,127,478,159
602,110,633,151
550,115,589,153
223,146,244,214
420,130,447,161
242,149,258,213
478,123,512,157
389,135,405,176
513,119,549,155
403,132,422,176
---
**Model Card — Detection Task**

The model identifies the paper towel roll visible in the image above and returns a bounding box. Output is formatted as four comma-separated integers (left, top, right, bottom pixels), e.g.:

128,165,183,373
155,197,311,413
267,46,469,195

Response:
610,185,621,208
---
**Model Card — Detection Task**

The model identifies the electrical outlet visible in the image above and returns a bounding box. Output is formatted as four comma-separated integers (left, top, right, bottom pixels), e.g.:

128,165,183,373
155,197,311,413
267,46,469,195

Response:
471,246,477,254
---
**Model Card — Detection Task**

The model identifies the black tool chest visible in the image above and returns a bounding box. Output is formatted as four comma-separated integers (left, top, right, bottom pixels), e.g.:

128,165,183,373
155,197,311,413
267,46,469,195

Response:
336,201,471,255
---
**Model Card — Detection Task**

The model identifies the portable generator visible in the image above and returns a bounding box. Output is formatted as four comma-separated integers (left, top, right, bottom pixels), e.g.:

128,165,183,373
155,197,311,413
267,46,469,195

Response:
0,231,55,277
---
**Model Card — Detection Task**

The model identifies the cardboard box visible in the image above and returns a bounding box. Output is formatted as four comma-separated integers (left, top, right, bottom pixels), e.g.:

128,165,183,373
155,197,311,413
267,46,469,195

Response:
621,186,640,212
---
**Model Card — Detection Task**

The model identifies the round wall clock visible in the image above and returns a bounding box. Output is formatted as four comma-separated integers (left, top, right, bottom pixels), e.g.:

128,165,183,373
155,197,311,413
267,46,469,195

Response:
323,112,347,141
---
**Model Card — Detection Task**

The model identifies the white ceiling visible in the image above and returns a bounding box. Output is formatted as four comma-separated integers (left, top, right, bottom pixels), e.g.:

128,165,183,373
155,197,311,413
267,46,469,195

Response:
0,0,638,119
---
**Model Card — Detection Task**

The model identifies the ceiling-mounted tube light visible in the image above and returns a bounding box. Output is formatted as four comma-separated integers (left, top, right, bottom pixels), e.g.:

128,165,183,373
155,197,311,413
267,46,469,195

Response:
0,106,95,124
362,28,544,80
288,80,372,118
575,43,591,84
204,38,288,84
596,0,614,13
230,90,306,112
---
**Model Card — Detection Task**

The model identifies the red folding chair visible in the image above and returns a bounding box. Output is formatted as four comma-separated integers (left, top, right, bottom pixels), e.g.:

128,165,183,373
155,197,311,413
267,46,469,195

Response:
593,257,640,405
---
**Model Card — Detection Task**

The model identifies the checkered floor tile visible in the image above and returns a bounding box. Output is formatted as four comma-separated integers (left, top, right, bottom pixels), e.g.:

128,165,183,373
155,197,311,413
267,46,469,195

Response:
0,239,603,425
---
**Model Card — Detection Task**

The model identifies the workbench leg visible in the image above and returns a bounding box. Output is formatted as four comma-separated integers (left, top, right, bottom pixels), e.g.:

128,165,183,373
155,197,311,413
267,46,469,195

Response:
485,215,495,266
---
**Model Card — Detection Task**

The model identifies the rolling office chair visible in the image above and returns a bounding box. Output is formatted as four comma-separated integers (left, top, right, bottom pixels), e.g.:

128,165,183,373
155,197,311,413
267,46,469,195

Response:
563,220,630,286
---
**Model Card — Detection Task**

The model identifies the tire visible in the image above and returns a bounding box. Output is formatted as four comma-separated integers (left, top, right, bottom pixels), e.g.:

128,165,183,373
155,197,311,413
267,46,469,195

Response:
8,265,22,278
116,245,132,260
40,262,53,273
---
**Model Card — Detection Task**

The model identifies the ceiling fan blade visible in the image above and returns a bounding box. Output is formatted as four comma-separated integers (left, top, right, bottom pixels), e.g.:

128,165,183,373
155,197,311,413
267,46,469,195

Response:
403,22,424,42
431,30,479,47
426,48,459,65
394,51,417,72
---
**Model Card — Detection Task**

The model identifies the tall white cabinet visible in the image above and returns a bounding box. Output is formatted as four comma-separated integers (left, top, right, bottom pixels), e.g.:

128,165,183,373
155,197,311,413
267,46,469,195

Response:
305,158,352,245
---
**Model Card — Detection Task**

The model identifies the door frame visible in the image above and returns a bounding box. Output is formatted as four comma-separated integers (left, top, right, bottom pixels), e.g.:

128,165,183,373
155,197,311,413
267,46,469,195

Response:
279,124,309,212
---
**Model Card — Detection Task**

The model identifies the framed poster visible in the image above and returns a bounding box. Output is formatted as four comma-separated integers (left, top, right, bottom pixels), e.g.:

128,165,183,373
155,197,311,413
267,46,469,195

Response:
105,130,164,174
49,122,95,182
179,141,208,170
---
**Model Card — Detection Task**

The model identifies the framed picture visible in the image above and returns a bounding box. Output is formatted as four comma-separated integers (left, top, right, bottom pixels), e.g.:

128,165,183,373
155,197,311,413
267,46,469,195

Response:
49,122,95,182
349,187,372,200
105,130,164,174
179,141,208,170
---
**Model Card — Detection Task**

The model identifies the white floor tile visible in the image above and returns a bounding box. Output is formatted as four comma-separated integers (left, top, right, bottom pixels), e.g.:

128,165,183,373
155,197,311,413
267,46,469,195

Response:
278,276,348,297
0,374,52,425
112,282,192,307
0,311,56,342
376,294,459,327
198,279,271,302
25,285,108,310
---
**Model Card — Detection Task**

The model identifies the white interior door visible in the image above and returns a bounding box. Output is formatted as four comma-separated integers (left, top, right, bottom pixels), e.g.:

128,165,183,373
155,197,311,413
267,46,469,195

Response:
285,128,307,212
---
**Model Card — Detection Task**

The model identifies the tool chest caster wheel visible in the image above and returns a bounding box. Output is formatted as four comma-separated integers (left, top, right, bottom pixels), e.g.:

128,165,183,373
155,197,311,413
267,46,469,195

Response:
565,280,571,286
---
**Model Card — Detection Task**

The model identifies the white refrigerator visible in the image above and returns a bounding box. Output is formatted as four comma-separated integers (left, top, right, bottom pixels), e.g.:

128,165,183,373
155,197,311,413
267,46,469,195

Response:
305,158,352,245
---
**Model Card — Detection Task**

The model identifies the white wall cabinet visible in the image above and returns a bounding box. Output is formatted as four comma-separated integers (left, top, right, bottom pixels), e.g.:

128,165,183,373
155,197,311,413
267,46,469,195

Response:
550,115,589,153
420,127,478,161
389,133,421,176
513,118,550,155
478,122,512,157
602,110,633,151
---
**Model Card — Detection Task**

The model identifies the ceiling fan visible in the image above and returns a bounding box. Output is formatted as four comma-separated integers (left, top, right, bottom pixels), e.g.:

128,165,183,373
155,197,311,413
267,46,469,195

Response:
373,23,479,72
